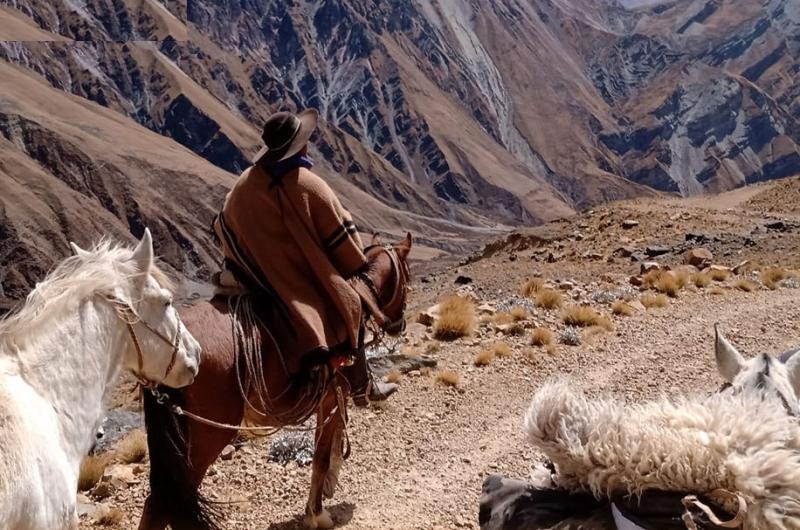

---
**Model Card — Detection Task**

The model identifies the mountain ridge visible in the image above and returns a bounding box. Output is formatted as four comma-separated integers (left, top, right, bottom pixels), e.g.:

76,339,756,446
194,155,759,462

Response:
1,0,799,310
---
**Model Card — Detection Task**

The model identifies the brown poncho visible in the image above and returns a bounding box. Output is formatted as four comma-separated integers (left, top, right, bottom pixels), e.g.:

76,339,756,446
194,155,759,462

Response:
214,164,367,366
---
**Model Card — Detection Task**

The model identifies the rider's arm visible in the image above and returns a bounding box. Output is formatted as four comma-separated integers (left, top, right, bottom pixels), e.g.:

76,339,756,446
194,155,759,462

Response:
308,177,367,279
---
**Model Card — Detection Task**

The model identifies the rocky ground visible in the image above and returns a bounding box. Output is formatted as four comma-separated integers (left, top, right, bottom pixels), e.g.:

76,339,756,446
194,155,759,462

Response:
78,177,800,529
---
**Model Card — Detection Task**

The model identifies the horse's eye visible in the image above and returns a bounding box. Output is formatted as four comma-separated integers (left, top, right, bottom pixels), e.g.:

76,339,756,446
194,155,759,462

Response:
164,299,173,308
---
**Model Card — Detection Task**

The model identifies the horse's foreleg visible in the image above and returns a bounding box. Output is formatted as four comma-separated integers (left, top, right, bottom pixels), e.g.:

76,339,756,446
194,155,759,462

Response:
304,383,348,530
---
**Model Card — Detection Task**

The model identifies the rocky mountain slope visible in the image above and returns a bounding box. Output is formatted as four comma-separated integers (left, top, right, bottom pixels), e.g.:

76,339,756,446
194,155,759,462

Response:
1,0,799,309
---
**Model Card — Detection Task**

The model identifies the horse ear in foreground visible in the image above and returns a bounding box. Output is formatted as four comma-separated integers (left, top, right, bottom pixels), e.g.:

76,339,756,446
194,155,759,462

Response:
715,323,800,413
137,234,412,530
0,229,200,530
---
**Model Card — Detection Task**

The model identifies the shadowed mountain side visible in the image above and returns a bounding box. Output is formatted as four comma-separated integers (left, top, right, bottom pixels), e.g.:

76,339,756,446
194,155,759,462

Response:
0,61,234,310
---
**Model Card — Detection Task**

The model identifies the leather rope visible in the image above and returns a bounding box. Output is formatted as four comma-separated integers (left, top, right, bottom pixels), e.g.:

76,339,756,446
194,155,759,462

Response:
681,489,747,530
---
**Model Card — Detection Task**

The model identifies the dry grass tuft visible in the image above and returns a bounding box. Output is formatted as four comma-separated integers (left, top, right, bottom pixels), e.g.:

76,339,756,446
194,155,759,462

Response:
530,328,554,347
536,289,563,310
641,269,665,288
97,506,124,527
709,268,732,282
693,273,711,288
641,294,669,309
492,312,514,325
433,295,476,340
402,346,422,357
596,315,614,331
424,342,441,355
116,429,148,464
491,342,512,357
546,344,557,355
520,277,545,298
561,305,604,327
761,267,788,290
611,301,634,316
733,278,758,292
474,349,495,367
709,286,725,296
499,322,526,336
674,269,691,289
385,370,402,384
78,454,109,492
583,325,610,342
436,370,460,387
653,274,681,297
510,306,529,321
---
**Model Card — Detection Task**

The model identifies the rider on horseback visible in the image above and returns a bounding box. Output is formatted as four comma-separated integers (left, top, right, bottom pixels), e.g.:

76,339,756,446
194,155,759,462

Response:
213,108,398,406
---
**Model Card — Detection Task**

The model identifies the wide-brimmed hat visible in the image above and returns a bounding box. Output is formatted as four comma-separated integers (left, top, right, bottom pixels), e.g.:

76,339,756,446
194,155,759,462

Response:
253,109,318,165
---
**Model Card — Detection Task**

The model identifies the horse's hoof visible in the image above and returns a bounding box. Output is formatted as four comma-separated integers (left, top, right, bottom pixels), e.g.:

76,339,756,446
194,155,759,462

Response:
304,509,334,529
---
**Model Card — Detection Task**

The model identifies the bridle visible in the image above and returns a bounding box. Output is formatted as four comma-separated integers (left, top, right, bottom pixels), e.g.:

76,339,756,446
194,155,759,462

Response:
102,295,183,389
358,244,409,336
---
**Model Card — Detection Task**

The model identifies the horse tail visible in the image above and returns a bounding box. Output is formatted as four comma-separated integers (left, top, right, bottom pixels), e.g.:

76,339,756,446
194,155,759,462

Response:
142,388,221,530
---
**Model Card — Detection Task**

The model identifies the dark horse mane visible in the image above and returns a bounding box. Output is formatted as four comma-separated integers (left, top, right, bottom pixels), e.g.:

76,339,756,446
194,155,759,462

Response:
142,387,223,530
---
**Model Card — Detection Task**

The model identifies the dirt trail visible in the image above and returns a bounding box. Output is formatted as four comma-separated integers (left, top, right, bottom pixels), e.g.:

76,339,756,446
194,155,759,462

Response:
81,284,800,530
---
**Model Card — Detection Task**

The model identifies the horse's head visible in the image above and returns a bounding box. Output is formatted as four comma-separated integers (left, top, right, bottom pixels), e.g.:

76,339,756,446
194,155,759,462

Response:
358,233,412,336
714,324,800,415
71,229,201,388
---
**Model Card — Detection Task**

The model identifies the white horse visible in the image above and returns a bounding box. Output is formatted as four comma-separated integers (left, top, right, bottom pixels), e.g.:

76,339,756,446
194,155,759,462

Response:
0,229,201,530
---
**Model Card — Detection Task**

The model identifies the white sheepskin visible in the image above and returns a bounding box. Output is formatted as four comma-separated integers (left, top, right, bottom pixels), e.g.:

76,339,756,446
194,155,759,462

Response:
524,379,800,530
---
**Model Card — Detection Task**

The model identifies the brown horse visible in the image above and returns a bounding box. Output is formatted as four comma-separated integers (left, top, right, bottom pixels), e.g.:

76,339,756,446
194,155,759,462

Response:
137,234,412,530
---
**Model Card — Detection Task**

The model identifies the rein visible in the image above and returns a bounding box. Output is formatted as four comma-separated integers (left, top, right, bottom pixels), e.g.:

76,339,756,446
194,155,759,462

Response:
103,295,182,389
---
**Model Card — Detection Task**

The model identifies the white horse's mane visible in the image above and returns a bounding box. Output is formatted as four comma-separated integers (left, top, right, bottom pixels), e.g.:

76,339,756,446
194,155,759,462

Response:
0,239,172,349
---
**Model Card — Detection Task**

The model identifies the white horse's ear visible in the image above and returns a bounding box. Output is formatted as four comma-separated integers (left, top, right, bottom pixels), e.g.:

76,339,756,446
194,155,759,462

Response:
69,242,89,257
132,228,154,274
715,324,745,382
784,353,800,396
371,233,382,246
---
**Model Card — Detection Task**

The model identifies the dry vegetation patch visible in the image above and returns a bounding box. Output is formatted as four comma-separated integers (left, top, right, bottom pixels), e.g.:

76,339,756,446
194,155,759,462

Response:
561,305,606,327
78,454,109,492
611,301,634,316
530,328,554,346
116,429,147,464
385,370,402,384
510,306,529,321
424,342,441,355
97,506,124,527
733,278,758,292
474,349,495,367
641,294,669,309
709,268,732,282
761,267,788,290
520,277,545,297
433,295,476,340
536,289,563,310
436,370,460,387
693,273,711,288
709,286,725,296
654,274,681,297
